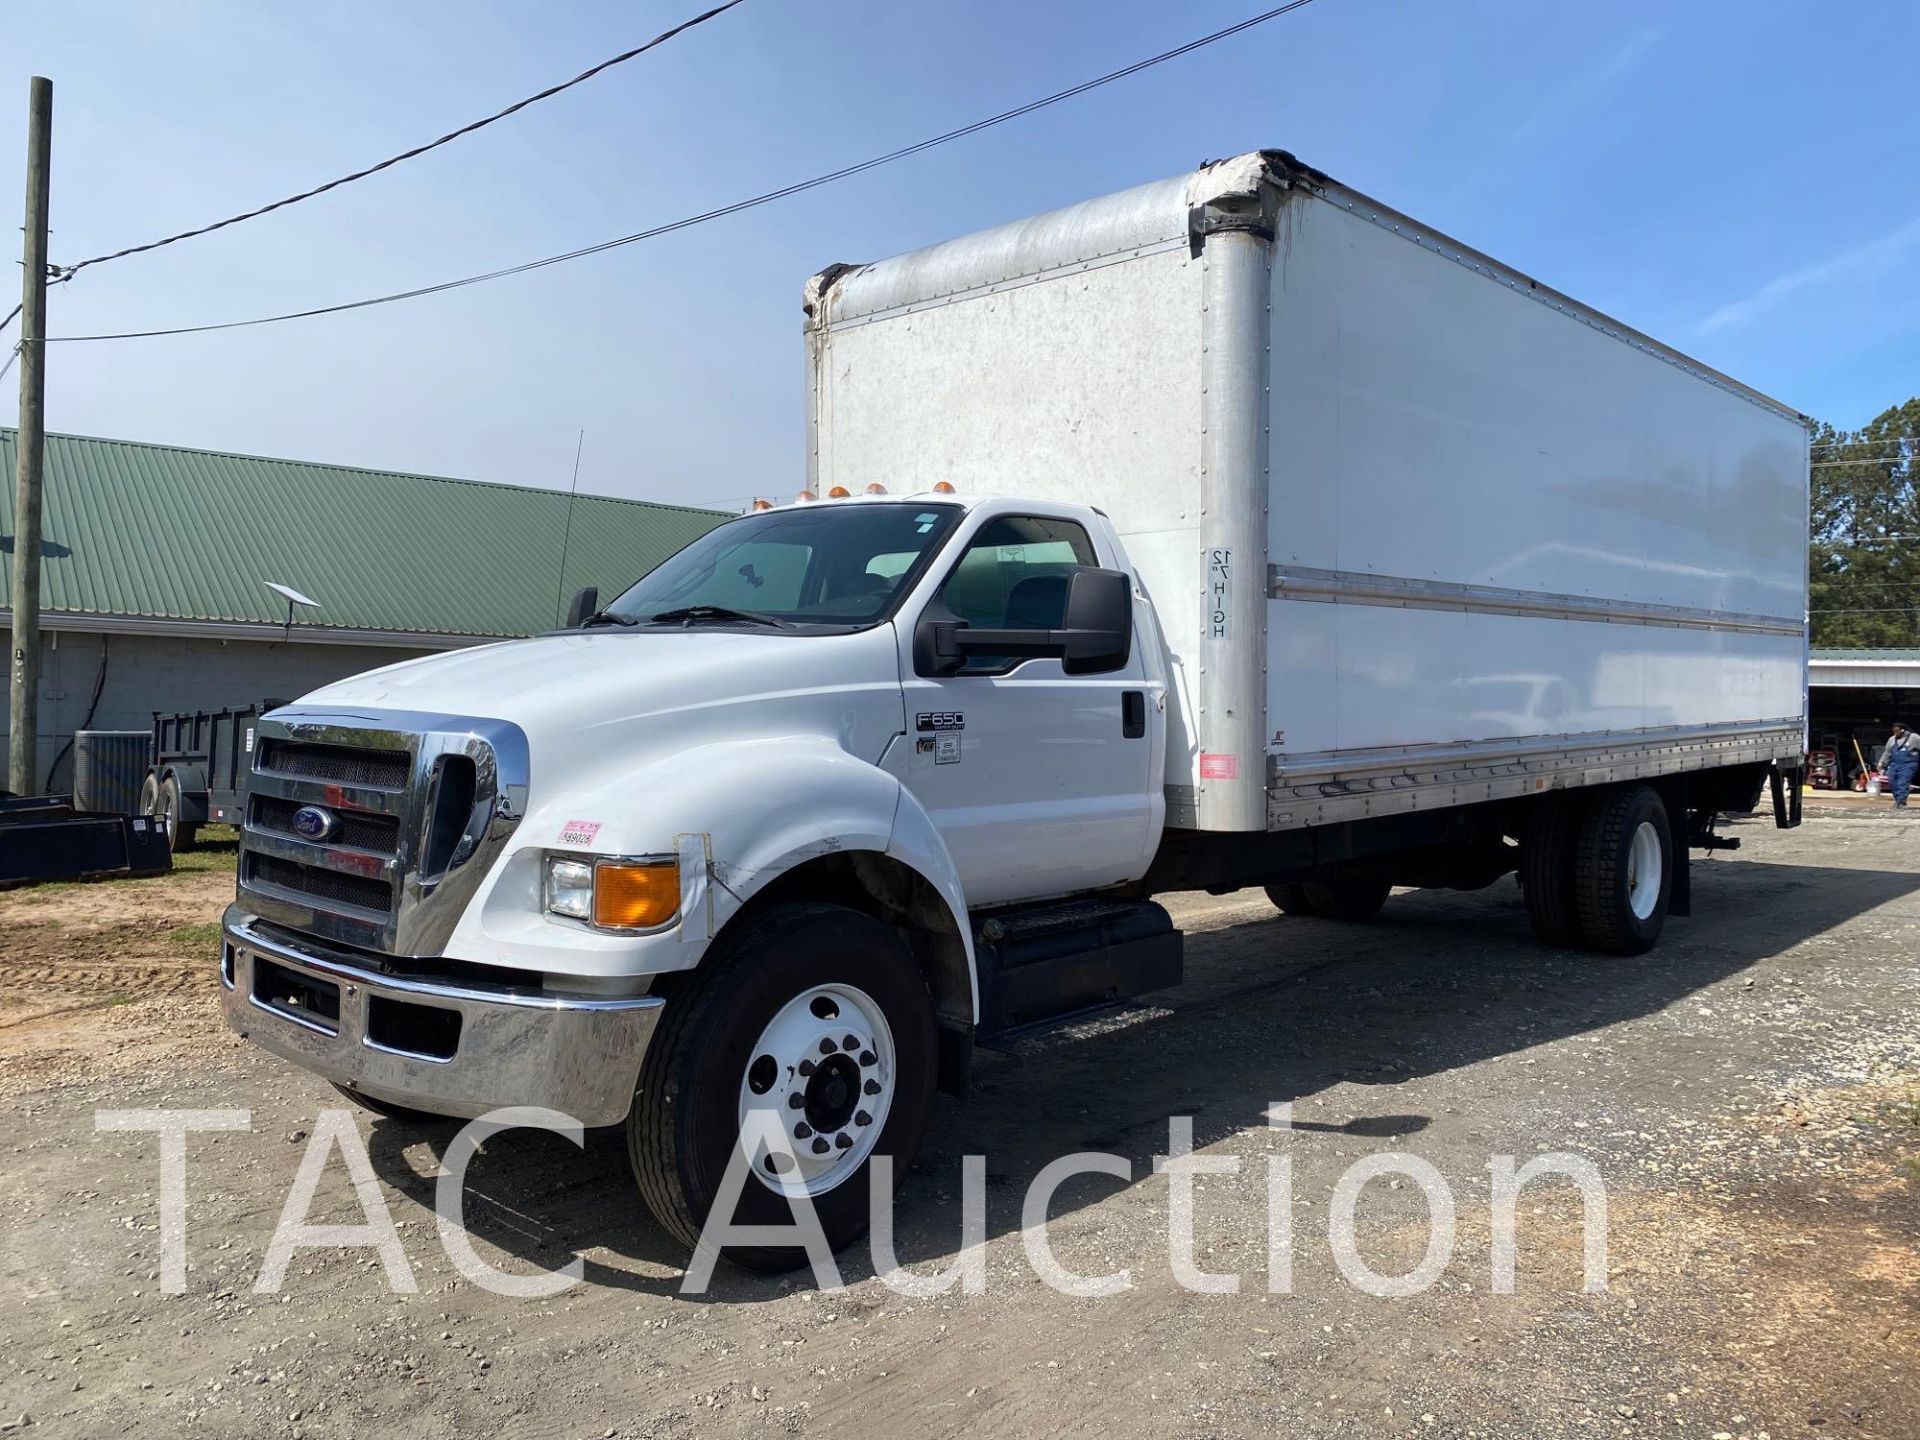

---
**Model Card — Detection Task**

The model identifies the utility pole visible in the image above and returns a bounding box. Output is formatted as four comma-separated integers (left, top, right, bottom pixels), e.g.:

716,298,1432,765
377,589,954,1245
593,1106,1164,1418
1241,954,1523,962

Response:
8,76,50,796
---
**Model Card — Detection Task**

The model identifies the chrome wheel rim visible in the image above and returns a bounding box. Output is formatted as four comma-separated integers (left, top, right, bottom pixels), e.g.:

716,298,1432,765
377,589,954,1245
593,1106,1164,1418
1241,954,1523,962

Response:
1627,820,1662,920
737,982,895,1198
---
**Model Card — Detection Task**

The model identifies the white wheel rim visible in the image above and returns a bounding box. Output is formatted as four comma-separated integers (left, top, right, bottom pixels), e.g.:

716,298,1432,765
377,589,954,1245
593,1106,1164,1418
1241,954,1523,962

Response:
1627,820,1662,920
737,982,895,1198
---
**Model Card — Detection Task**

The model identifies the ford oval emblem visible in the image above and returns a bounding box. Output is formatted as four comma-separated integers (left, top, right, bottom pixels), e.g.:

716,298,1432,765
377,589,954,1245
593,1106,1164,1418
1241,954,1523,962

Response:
291,805,338,841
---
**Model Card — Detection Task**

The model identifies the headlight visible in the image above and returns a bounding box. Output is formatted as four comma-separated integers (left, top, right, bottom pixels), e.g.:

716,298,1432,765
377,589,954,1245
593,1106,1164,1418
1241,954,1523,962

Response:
545,858,594,920
544,854,679,931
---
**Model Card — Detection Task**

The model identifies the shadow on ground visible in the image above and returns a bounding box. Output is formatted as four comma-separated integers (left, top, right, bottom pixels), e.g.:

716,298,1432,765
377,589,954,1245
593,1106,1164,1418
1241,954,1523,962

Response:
365,847,1920,1302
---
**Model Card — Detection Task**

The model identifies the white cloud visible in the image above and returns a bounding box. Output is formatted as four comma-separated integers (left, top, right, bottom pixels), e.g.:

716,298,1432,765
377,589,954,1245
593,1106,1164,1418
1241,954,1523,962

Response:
1696,215,1920,335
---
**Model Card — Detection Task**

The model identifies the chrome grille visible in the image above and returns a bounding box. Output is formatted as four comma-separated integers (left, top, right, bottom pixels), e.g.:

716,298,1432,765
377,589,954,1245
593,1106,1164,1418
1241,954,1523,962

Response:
245,852,395,914
238,710,529,957
255,739,410,789
249,793,402,855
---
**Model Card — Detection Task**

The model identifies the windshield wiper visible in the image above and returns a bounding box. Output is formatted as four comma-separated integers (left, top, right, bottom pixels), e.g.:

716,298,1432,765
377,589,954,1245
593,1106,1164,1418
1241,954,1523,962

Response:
578,610,639,628
643,604,793,629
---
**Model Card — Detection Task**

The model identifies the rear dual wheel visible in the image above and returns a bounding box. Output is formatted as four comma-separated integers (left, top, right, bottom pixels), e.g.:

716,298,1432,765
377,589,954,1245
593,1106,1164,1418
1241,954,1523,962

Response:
1522,784,1673,955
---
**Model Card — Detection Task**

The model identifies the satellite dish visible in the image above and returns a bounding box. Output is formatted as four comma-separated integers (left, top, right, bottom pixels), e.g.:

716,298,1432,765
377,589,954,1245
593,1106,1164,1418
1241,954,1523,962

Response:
263,581,321,638
264,581,320,609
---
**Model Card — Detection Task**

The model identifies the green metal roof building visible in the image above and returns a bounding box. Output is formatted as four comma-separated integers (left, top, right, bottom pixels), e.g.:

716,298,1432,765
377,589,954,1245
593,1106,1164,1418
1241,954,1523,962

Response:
1,427,725,643
1,428,727,789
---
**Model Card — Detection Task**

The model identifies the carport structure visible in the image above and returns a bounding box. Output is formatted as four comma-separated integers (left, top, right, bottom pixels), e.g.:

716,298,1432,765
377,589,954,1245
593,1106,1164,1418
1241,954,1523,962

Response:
1808,648,1920,786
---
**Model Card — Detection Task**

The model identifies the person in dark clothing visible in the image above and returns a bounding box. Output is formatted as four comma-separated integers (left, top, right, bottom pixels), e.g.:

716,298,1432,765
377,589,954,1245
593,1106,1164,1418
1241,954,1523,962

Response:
1885,723,1919,809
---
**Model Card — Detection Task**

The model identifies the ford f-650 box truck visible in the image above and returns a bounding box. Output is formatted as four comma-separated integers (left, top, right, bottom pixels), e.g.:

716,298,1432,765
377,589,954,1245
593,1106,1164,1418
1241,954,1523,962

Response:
222,150,1808,1266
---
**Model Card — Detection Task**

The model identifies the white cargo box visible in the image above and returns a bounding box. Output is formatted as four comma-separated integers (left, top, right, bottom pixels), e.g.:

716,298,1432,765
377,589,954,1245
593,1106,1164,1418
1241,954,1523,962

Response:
806,150,1807,833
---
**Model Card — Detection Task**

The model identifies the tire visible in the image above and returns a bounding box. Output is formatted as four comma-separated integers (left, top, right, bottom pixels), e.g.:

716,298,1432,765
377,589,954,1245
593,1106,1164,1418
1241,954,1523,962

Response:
628,901,937,1273
331,1083,454,1125
1572,785,1672,956
1264,882,1318,916
137,772,161,821
158,775,198,853
1301,877,1392,922
1520,793,1583,947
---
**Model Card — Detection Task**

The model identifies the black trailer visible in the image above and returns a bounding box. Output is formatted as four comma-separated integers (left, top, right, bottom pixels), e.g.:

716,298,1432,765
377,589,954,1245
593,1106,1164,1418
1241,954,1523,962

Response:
0,793,171,888
139,700,283,851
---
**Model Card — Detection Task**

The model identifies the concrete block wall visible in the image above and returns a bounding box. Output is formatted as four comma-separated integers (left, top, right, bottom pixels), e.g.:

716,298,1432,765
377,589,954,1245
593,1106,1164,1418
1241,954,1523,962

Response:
0,630,434,793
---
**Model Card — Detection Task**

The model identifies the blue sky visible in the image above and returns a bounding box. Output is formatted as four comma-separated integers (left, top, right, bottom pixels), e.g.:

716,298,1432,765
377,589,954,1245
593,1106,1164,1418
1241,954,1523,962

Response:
7,0,1918,508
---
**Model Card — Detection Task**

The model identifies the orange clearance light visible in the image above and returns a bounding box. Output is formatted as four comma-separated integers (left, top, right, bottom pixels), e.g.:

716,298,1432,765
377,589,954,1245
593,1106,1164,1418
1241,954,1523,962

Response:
827,485,851,499
593,860,679,930
864,483,888,495
795,490,816,503
750,498,774,511
932,481,957,494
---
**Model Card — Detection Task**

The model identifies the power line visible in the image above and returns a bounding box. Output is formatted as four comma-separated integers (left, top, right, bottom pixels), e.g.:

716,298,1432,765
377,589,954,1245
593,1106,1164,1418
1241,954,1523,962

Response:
50,0,748,280
45,0,1322,344
1811,436,1920,451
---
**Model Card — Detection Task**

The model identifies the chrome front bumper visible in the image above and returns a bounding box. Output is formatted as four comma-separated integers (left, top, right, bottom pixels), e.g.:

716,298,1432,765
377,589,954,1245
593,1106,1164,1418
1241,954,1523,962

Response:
219,907,662,1127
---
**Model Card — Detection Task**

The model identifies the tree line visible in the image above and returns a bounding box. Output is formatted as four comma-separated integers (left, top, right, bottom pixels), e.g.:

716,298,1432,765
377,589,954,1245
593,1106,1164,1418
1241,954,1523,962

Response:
1808,396,1919,649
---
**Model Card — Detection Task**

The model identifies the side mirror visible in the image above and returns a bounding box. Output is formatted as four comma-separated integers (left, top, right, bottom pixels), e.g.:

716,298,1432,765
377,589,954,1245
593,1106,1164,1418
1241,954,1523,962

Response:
565,585,599,628
1057,566,1133,674
916,567,1133,676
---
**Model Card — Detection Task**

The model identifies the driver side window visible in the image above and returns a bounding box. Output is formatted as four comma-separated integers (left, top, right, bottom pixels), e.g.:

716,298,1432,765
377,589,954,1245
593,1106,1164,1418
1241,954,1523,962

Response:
936,516,1097,675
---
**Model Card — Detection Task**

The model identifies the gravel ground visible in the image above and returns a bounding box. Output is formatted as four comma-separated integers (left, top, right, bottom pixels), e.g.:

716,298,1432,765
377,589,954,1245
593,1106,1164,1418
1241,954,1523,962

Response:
2,815,1916,1439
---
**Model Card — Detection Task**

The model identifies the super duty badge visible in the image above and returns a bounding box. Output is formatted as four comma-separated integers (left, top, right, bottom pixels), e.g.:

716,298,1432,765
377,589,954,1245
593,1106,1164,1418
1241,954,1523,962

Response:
916,712,965,732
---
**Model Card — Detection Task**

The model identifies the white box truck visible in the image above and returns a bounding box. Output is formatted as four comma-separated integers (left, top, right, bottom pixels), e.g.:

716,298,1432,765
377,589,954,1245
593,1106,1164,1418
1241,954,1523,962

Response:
222,150,1807,1266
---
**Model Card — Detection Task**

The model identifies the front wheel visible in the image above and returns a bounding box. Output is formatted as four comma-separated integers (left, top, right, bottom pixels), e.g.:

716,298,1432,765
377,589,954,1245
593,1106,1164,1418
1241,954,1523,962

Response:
628,901,936,1272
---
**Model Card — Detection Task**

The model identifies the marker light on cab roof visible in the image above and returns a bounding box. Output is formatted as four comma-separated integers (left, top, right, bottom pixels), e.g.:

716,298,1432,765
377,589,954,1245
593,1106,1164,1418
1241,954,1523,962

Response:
827,485,851,499
795,490,816,503
932,481,957,494
750,498,773,511
865,483,887,495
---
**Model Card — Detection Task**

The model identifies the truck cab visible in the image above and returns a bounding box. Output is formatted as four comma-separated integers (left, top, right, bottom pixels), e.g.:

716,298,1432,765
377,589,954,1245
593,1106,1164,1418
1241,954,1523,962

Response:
222,490,1181,1264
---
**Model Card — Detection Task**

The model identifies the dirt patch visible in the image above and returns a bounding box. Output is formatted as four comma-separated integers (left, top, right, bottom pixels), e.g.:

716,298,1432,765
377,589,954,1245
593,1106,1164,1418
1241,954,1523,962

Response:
0,844,237,1095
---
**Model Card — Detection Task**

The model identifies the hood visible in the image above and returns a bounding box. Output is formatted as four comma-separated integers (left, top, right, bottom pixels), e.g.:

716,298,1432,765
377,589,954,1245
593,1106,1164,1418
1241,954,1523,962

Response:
295,625,905,758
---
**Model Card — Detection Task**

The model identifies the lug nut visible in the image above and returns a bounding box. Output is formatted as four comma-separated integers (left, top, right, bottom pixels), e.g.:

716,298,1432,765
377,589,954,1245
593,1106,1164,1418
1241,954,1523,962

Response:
855,1110,872,1127
833,1133,852,1150
794,1123,813,1139
863,1078,881,1096
811,1137,830,1155
858,1050,877,1066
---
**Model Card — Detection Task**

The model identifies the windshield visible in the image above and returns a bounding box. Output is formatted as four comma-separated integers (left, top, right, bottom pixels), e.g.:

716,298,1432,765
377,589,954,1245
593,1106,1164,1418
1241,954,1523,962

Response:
603,501,963,629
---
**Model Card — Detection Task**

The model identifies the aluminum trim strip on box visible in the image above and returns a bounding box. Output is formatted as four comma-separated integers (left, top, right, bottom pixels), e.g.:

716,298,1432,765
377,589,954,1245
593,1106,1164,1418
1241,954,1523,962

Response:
1265,723,1802,831
1268,565,1803,638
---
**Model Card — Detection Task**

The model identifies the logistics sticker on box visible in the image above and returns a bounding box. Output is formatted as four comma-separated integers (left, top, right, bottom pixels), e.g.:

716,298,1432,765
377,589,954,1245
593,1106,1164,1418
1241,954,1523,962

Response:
1199,753,1239,781
558,819,603,846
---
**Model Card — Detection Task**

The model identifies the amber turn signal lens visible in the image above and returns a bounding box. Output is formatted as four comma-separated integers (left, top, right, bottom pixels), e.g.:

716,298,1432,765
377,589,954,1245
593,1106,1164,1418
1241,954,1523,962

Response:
592,861,678,930
826,485,851,498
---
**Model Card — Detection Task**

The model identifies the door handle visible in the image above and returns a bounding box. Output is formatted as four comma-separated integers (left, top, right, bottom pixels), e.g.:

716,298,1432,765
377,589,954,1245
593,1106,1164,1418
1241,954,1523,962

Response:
1121,690,1146,739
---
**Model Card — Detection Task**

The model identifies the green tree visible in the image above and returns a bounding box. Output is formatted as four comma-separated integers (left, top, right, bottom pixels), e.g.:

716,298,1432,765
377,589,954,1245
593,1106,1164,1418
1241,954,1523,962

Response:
1808,397,1920,649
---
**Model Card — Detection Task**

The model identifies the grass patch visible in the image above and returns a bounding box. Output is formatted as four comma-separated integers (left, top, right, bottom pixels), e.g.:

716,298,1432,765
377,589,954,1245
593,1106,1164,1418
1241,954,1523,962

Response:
166,922,225,957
